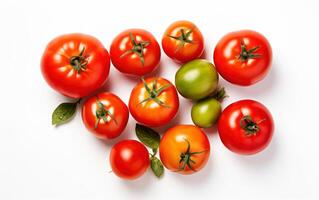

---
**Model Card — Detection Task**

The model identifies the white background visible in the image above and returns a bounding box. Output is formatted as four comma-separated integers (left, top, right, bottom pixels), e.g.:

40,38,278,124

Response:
1,0,319,199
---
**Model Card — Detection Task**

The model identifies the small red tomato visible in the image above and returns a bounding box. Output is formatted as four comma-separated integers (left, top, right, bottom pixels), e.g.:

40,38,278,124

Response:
159,125,210,175
110,29,161,76
82,92,129,140
162,20,204,63
129,77,179,127
41,33,110,98
218,100,274,155
213,30,272,86
110,140,150,180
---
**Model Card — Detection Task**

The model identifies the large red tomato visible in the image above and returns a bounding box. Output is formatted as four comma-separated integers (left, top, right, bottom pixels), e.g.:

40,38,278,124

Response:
213,30,272,86
159,125,210,175
82,92,129,140
110,29,161,76
110,140,150,180
41,33,110,98
217,100,274,155
129,77,179,127
162,20,204,63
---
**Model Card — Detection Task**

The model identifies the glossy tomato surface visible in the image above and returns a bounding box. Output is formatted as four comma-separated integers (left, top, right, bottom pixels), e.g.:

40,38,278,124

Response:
218,100,274,155
41,33,110,98
129,77,179,127
162,20,204,63
110,29,161,76
213,30,272,86
110,140,150,180
82,92,129,140
159,125,210,175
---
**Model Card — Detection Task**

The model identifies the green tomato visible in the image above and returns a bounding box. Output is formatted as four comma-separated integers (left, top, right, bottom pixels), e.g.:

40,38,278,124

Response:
175,59,219,100
191,98,221,128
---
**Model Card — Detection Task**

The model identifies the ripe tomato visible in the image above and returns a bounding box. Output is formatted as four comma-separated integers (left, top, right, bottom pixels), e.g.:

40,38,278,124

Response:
41,33,110,98
82,92,129,140
110,140,150,180
218,100,274,155
110,29,161,76
213,30,272,86
159,125,210,175
162,20,204,63
129,77,179,127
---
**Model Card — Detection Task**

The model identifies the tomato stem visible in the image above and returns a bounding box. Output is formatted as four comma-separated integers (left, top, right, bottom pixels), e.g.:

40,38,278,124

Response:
240,115,266,136
176,139,207,172
70,46,88,73
168,28,194,53
238,39,261,62
120,33,149,66
212,87,228,102
94,97,117,129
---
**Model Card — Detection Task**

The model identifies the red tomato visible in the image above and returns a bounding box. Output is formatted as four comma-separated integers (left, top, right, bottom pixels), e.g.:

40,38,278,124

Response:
41,33,110,98
129,77,179,127
110,140,150,180
213,30,272,86
110,29,161,76
162,20,204,63
82,92,129,140
159,125,210,175
217,100,274,155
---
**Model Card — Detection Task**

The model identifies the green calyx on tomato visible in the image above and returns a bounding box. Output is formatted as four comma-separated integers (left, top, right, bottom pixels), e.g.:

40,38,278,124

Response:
120,33,150,65
168,28,193,52
139,77,171,108
69,46,89,73
94,98,117,129
177,139,207,172
238,39,261,62
239,115,266,136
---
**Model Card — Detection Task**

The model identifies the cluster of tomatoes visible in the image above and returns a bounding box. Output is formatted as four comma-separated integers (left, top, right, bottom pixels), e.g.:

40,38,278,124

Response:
41,20,274,180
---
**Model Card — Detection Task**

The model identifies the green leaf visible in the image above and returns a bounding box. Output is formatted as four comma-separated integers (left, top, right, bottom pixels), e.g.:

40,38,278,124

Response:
135,124,160,149
52,102,77,126
150,157,164,178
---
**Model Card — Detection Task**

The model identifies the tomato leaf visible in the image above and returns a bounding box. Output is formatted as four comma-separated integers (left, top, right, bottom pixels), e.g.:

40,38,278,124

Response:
150,156,164,178
135,124,160,149
52,102,78,126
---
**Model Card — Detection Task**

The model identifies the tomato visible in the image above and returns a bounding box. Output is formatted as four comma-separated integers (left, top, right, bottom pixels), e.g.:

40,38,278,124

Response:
129,77,179,127
217,100,274,155
110,29,161,76
41,33,110,98
110,140,150,180
82,92,129,140
175,59,219,100
162,20,204,63
191,98,221,128
213,30,272,86
159,125,210,175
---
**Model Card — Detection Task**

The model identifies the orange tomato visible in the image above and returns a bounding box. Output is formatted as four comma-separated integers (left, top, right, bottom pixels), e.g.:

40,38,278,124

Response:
159,125,210,175
129,77,179,127
162,20,204,63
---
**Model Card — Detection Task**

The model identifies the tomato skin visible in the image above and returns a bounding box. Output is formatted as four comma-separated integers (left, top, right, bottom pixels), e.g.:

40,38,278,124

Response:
110,29,161,76
41,33,110,98
162,20,204,63
217,100,274,155
110,140,150,180
159,125,210,175
213,30,272,86
82,92,129,140
129,77,179,127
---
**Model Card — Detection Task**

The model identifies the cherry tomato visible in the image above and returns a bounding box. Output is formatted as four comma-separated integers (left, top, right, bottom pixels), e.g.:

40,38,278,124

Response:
159,125,210,175
110,140,150,180
110,29,161,76
218,100,274,155
162,20,204,63
41,33,110,98
213,30,272,86
129,77,179,127
82,92,129,140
